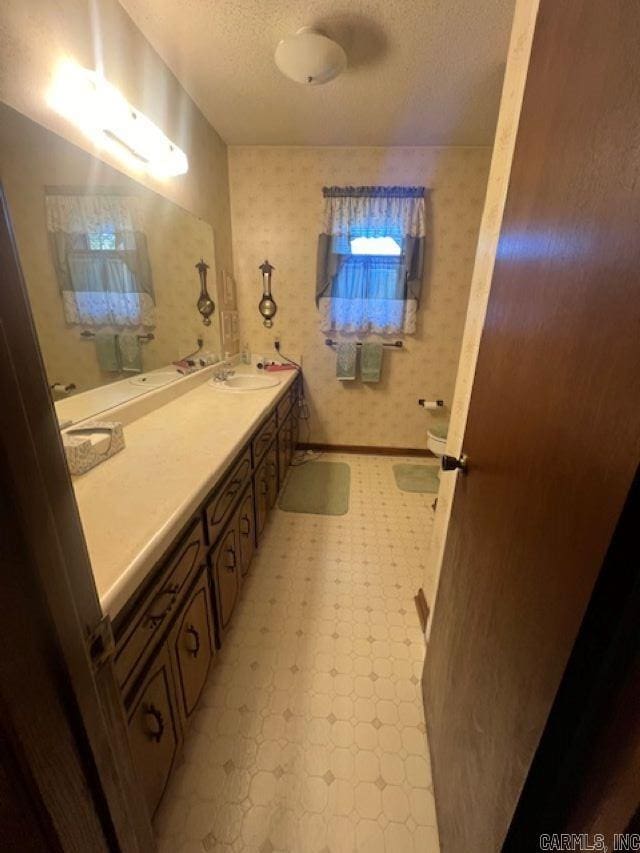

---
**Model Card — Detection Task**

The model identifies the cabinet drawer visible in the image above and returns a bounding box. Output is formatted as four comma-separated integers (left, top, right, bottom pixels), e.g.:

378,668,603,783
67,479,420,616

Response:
127,644,181,817
204,447,251,546
170,572,215,723
252,411,277,465
115,519,206,690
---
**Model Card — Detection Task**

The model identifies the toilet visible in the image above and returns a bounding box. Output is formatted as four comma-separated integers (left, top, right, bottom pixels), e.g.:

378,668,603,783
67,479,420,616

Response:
427,421,449,457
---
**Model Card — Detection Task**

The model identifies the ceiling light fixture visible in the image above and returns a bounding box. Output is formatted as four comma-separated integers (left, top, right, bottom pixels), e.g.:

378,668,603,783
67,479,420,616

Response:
47,60,189,178
275,27,347,85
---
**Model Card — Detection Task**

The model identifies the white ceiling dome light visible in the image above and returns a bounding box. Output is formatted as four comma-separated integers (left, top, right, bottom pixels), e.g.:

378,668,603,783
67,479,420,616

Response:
275,27,347,85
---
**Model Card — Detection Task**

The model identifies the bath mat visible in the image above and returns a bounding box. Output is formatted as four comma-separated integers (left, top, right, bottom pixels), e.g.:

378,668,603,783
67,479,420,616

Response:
278,461,350,515
393,463,440,494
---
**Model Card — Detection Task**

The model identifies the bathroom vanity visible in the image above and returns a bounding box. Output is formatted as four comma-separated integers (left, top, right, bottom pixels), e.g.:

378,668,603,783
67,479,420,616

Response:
75,368,302,818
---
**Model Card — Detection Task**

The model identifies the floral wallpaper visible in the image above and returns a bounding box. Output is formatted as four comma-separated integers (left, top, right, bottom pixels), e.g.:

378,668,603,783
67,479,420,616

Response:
424,0,541,624
229,145,491,448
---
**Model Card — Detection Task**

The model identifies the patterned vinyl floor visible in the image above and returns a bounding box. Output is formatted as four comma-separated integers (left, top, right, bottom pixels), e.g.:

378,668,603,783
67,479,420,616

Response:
155,453,441,853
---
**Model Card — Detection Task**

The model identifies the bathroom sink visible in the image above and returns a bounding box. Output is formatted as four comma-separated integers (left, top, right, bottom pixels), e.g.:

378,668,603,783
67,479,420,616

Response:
212,374,281,392
129,370,181,388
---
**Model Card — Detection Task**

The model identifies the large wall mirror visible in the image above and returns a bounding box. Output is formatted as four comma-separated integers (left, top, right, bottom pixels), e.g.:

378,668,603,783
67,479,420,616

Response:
0,102,221,425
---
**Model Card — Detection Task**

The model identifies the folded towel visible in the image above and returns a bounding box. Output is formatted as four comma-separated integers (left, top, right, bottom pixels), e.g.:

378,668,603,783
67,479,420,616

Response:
117,333,143,373
336,342,357,380
94,333,119,372
361,342,383,383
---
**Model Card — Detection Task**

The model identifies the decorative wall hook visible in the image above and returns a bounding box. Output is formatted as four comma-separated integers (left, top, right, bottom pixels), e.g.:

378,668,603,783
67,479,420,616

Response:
195,258,215,326
258,259,277,328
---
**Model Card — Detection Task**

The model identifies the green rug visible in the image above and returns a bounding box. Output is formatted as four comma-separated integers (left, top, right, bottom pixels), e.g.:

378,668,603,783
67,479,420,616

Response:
393,463,440,494
278,461,350,515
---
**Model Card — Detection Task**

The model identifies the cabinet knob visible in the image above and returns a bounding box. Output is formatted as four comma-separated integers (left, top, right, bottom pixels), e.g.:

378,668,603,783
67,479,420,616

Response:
143,704,165,743
185,624,201,657
225,545,236,571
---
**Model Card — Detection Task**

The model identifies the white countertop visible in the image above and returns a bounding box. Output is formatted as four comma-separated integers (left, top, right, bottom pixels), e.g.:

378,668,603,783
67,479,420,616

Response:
73,367,298,618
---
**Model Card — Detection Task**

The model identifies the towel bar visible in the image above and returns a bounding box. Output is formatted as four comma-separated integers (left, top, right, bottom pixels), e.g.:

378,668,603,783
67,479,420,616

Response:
80,331,155,343
324,339,402,349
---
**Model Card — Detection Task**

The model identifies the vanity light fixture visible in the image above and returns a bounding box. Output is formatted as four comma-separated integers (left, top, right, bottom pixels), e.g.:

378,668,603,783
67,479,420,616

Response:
47,60,188,178
258,260,277,328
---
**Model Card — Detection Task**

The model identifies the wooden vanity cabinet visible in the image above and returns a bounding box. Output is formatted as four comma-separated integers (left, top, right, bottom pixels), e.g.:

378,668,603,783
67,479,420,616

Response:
118,372,301,816
169,572,215,724
127,643,181,818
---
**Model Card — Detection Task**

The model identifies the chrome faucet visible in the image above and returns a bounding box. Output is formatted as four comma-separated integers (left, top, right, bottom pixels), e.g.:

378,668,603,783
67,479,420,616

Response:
213,358,235,381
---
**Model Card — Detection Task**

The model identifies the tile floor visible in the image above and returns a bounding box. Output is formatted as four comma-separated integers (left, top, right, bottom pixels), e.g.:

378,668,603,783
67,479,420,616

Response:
155,454,441,853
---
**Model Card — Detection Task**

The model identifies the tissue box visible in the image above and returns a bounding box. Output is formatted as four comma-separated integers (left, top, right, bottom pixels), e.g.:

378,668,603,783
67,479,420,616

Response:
63,421,125,476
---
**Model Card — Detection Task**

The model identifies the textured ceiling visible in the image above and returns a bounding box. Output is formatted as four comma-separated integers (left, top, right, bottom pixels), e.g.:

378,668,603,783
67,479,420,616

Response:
119,0,516,146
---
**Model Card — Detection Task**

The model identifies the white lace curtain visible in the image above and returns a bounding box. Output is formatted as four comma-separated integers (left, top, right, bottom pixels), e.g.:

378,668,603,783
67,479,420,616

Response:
46,194,155,328
316,186,426,335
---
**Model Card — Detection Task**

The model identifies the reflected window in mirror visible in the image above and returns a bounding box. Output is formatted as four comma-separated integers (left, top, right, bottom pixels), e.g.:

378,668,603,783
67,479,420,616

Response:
45,193,155,328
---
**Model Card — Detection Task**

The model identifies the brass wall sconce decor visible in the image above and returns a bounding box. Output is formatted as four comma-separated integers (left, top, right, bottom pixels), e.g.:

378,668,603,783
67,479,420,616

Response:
195,258,215,326
258,259,277,328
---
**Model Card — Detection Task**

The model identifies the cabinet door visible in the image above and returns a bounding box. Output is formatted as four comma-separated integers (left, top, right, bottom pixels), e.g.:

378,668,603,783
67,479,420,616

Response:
266,443,278,509
291,405,300,453
278,422,289,487
170,573,215,723
127,644,181,817
237,486,255,577
255,457,269,539
211,526,239,634
285,411,294,468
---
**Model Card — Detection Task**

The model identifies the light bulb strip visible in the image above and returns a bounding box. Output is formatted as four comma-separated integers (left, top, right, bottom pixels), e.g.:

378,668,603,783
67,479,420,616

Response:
47,60,189,178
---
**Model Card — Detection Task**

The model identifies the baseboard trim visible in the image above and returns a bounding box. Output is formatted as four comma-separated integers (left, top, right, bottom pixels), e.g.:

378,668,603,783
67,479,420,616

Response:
297,443,434,458
415,588,430,634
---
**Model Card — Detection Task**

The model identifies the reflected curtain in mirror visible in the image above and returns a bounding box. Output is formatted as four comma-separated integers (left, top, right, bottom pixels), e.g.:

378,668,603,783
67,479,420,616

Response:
316,186,425,334
45,193,155,328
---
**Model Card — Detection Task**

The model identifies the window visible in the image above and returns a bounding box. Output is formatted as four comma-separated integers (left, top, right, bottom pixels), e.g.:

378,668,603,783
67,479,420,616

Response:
350,235,402,256
316,186,426,335
87,228,117,251
46,194,155,328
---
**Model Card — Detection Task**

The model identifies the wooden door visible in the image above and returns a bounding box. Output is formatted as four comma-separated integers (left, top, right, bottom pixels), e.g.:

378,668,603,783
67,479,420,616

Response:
237,486,256,577
423,2,640,850
211,526,240,633
127,644,181,817
170,571,215,722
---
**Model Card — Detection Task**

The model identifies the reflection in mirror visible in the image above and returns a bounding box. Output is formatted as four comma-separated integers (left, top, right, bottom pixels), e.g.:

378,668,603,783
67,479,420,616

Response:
0,102,221,425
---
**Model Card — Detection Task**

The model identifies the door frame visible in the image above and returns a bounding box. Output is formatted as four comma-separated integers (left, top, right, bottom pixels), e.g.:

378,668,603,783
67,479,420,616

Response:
0,184,154,850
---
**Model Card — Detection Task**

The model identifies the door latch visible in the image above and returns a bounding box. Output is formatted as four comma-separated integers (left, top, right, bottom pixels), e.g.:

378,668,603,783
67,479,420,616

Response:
441,453,468,473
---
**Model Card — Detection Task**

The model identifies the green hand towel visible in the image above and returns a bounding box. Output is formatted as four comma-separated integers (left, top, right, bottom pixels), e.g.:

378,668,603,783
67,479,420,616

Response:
117,333,143,373
361,342,383,383
94,333,119,372
336,342,357,380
